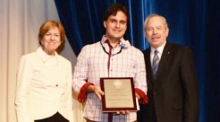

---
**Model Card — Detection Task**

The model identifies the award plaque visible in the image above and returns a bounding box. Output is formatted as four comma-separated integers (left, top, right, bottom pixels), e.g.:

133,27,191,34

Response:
100,77,137,112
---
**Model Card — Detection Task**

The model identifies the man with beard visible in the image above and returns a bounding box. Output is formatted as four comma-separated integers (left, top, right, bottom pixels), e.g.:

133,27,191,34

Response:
137,14,198,122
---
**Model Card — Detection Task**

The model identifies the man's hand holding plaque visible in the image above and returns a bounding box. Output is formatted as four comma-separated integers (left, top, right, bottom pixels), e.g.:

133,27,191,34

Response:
100,77,138,113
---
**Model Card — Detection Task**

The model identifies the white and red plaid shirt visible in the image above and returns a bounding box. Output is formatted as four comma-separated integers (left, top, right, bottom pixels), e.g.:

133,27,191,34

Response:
73,35,147,122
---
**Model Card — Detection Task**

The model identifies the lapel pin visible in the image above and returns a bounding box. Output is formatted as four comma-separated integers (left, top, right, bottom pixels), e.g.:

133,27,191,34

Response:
167,51,170,54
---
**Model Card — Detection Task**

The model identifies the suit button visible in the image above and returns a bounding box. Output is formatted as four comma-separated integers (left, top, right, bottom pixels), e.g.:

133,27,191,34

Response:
56,84,58,87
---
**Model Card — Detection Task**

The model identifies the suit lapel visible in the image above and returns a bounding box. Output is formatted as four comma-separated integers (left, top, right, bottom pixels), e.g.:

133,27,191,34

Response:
144,42,174,90
154,42,173,88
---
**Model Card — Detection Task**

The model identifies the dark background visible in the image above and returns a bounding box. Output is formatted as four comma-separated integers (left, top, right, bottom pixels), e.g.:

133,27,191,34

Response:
54,0,220,121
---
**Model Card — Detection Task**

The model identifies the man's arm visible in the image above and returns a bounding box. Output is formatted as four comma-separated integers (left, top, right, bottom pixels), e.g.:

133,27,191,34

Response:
180,47,198,122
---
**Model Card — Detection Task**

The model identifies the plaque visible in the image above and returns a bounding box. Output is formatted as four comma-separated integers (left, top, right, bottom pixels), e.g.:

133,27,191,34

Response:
100,77,137,112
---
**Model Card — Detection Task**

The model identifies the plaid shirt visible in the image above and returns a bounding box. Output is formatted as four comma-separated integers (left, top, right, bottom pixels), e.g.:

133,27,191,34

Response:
73,36,147,122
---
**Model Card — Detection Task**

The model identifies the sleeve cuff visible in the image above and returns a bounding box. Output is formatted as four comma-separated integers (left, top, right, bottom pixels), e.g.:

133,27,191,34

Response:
78,82,94,102
135,88,148,104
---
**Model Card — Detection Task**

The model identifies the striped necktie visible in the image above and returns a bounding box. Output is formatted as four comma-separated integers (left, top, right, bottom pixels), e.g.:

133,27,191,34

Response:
152,50,159,78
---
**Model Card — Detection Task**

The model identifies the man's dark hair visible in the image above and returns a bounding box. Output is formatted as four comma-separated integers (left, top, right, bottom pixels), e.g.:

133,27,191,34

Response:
103,3,129,21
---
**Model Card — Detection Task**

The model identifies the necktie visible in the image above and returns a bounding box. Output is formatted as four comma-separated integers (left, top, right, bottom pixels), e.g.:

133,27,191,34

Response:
152,50,159,78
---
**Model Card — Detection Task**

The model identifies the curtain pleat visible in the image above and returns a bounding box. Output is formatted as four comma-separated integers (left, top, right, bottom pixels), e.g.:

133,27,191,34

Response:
54,0,220,122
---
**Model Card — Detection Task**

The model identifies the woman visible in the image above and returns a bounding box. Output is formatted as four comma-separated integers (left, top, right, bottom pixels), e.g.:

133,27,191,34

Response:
15,20,74,122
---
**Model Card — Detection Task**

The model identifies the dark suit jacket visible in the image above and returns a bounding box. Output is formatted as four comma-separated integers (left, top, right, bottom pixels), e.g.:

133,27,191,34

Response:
138,42,198,122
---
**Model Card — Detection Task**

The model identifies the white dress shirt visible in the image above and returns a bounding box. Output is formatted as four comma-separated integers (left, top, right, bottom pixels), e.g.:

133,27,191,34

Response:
15,47,74,122
150,42,166,66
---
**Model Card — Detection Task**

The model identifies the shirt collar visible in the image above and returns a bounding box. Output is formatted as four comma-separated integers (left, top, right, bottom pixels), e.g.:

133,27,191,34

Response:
151,41,166,54
101,35,131,48
36,47,59,64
